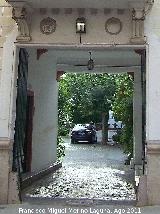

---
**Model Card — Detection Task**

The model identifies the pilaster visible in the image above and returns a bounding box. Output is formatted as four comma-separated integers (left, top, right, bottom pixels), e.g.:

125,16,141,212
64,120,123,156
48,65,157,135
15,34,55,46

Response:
11,2,33,42
130,0,154,44
130,8,146,44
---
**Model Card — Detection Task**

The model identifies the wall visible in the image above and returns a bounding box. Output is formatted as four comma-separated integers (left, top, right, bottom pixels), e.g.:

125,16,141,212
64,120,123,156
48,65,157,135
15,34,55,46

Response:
27,49,58,171
0,28,18,139
0,28,18,203
0,0,14,83
145,2,160,141
144,0,160,205
30,9,131,44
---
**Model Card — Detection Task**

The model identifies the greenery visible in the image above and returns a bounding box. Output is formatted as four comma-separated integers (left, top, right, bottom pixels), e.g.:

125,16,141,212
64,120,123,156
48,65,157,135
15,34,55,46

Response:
112,74,134,156
57,136,65,160
57,72,134,157
58,73,116,143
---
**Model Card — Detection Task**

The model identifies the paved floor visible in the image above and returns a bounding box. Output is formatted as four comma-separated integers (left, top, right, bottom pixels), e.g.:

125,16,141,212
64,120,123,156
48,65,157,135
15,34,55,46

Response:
23,138,135,201
1,138,160,214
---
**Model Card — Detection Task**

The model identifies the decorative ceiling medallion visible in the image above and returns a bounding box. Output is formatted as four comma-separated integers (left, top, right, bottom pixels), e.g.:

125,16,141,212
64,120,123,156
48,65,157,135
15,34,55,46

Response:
40,17,56,35
105,17,122,35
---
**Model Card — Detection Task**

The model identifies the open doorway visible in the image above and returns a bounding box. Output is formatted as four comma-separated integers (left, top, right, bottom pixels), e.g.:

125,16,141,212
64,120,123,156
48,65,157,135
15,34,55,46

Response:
55,72,136,201
12,46,145,204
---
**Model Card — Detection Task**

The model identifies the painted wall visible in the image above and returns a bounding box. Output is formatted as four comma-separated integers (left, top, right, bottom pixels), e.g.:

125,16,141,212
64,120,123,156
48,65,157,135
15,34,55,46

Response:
30,9,131,44
0,28,18,139
27,49,58,171
144,0,160,205
0,0,14,83
0,0,16,139
145,1,160,141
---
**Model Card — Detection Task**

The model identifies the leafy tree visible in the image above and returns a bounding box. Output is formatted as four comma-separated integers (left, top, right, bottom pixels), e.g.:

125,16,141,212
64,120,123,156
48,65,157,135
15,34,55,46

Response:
90,75,116,143
57,136,65,160
58,72,133,155
58,75,73,135
112,74,133,156
58,73,116,144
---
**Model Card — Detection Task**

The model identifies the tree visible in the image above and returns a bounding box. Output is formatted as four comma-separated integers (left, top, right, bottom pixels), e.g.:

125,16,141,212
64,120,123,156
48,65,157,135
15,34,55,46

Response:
90,77,116,144
58,73,116,144
58,75,73,135
112,74,133,156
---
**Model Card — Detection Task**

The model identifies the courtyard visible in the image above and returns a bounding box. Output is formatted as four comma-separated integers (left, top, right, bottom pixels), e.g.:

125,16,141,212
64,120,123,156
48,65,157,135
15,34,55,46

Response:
23,137,136,203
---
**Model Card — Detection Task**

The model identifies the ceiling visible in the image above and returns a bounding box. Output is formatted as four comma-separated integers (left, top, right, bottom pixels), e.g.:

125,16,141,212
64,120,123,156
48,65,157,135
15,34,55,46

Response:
29,47,141,73
7,0,146,9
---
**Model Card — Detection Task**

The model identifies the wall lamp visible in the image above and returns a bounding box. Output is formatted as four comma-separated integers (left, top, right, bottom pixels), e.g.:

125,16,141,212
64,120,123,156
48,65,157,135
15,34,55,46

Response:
76,17,86,43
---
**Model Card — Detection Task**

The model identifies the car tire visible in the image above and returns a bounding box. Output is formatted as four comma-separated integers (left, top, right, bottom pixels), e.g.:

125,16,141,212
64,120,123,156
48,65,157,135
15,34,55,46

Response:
71,139,75,144
94,136,97,143
90,136,95,144
71,139,78,144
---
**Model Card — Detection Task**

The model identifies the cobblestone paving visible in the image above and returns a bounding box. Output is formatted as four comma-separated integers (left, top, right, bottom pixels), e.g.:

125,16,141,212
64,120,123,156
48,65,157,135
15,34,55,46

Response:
24,139,136,201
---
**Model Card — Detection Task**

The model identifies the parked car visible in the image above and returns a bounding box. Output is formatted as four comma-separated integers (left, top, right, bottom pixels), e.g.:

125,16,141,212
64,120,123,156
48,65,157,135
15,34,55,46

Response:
71,124,97,144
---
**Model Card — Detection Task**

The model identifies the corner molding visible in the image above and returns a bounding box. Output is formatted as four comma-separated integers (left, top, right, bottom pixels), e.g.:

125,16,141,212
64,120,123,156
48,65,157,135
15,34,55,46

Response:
12,3,33,42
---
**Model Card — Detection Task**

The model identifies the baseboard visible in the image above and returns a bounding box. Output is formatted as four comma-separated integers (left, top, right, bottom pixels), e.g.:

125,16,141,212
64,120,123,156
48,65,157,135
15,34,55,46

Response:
21,161,62,189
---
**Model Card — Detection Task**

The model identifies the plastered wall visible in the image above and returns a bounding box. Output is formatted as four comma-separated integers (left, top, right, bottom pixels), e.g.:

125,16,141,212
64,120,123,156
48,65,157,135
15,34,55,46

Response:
30,9,132,45
0,0,14,83
27,49,58,171
145,0,160,141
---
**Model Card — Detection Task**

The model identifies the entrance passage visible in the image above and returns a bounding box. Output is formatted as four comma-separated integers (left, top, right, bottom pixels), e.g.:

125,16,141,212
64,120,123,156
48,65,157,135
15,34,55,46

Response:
15,46,144,204
24,137,136,202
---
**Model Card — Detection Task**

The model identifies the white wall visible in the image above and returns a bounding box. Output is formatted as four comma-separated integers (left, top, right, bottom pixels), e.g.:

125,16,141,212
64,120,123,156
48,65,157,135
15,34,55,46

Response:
27,49,58,171
0,28,18,139
145,1,160,141
144,1,160,205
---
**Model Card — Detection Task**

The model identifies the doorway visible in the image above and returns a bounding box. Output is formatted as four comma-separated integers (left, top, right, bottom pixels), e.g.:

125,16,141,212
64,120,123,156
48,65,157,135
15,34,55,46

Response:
12,45,146,204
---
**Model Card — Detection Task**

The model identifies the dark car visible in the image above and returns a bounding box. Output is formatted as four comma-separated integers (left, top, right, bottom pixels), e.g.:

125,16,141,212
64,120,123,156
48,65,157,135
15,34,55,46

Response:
71,124,97,144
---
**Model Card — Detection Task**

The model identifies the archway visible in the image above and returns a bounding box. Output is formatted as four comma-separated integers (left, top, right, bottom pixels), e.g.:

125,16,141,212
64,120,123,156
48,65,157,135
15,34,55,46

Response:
11,45,145,203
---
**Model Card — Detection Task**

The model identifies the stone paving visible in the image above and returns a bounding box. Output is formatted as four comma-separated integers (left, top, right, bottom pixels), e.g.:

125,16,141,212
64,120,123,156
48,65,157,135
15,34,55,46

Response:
24,138,136,201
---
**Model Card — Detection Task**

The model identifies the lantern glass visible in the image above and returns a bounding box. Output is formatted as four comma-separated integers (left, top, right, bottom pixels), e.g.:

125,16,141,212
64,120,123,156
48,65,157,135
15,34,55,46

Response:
76,17,86,33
